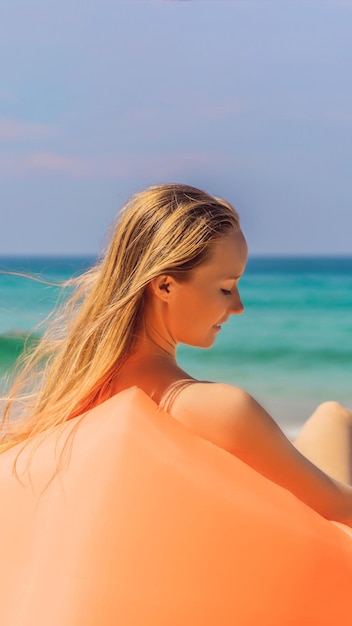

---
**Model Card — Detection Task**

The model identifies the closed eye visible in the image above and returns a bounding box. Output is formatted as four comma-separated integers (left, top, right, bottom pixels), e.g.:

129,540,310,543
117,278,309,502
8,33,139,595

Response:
221,289,232,296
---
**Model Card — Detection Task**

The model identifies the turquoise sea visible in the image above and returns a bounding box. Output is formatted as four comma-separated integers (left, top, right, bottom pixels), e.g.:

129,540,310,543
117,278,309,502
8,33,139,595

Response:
1,256,351,438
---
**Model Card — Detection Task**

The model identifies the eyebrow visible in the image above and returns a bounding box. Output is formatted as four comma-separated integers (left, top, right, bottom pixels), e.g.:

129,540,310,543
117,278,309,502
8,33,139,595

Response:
222,274,242,280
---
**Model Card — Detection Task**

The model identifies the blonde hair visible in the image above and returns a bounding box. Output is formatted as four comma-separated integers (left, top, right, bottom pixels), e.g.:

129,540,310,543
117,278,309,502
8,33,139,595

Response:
0,183,240,453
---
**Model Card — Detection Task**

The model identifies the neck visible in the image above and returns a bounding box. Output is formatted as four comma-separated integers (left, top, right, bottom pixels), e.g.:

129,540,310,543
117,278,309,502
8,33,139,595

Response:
132,320,177,363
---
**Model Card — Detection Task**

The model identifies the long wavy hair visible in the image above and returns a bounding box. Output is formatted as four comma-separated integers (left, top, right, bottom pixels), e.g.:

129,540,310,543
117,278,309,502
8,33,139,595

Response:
0,183,240,454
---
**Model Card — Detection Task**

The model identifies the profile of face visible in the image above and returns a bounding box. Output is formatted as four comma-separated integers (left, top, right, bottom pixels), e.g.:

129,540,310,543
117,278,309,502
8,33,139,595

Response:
149,229,248,349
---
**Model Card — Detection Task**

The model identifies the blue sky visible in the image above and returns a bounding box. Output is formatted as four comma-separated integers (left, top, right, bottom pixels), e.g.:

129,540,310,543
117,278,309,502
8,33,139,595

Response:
1,0,351,255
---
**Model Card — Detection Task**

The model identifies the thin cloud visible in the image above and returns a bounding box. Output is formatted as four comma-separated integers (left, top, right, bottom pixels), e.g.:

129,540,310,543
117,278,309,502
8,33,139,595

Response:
126,149,233,179
0,90,14,102
0,119,58,142
325,0,352,6
121,98,247,131
274,107,352,128
0,151,128,178
197,101,247,120
325,110,352,127
0,149,230,180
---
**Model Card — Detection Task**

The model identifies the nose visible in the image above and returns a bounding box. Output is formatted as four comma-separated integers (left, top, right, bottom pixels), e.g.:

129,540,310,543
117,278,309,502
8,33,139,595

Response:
229,290,244,315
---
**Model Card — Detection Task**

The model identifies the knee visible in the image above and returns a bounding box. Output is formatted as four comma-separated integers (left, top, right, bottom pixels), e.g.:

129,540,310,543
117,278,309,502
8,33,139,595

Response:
314,401,352,426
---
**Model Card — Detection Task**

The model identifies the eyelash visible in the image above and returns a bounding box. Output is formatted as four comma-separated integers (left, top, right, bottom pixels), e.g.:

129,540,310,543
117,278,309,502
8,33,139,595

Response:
221,289,232,296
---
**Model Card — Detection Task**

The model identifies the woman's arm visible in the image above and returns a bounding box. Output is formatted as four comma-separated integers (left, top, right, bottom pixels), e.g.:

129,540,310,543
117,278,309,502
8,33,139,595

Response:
169,382,352,526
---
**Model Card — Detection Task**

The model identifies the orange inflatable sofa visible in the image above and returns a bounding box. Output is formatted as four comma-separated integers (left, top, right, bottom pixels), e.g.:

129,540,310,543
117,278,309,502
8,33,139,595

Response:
1,387,352,625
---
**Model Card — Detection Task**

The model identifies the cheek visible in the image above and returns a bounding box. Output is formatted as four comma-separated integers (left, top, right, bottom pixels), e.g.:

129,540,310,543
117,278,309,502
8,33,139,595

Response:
175,296,199,326
175,287,220,321
177,291,217,331
167,292,200,338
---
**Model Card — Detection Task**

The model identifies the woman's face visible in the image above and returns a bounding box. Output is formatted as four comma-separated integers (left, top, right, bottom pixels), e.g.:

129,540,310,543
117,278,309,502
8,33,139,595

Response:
163,229,248,349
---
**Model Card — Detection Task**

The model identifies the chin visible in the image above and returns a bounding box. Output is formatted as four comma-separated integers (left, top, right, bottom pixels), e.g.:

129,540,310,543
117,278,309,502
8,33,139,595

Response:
184,338,215,350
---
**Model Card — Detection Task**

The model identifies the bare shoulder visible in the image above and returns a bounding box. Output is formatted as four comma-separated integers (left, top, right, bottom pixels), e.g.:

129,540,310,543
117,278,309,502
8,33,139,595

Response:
166,380,352,526
164,381,271,455
169,381,248,411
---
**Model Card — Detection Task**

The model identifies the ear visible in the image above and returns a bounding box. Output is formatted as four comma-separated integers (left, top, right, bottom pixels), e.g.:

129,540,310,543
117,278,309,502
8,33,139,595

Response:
148,275,174,302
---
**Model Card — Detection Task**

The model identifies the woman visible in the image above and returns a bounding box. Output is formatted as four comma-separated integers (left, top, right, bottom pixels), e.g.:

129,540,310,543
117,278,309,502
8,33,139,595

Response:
1,182,352,527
